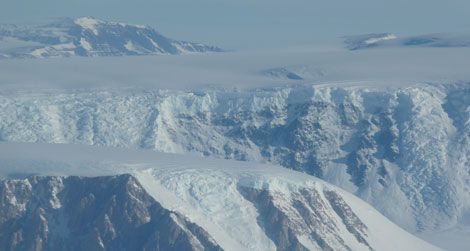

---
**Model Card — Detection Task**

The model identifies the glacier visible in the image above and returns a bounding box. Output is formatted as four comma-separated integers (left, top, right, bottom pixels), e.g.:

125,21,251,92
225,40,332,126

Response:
0,43,468,250
0,142,440,251
0,81,467,235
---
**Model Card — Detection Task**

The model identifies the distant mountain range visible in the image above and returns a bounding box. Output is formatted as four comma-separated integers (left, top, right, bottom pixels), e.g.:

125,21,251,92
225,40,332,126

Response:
344,33,470,50
0,17,223,59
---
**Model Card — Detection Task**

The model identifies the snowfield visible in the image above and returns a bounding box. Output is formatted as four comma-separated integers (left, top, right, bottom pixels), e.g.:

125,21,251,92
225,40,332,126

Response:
0,142,441,251
0,47,470,90
0,43,468,250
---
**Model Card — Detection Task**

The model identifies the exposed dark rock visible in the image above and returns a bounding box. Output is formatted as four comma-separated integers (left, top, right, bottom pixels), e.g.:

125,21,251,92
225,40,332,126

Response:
238,185,373,251
0,175,222,251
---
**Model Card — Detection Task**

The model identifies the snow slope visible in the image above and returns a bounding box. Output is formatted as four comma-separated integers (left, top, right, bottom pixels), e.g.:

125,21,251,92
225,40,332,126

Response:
0,142,440,251
0,46,468,248
0,17,222,59
0,81,467,235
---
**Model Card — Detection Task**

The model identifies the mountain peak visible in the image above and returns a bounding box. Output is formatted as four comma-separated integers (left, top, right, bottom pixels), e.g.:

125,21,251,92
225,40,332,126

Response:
73,16,102,35
0,17,223,59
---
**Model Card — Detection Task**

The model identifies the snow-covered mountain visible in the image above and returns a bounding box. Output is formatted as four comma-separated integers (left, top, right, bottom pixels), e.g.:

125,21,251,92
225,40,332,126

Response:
0,17,223,58
344,33,470,50
0,142,440,251
0,175,222,251
0,82,468,236
0,43,468,249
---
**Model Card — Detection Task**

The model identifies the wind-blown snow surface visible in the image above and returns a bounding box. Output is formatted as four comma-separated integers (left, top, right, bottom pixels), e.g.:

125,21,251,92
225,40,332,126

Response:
0,142,440,251
0,47,470,90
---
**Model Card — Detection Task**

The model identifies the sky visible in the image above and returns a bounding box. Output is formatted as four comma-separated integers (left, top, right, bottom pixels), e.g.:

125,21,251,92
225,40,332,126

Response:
1,0,470,49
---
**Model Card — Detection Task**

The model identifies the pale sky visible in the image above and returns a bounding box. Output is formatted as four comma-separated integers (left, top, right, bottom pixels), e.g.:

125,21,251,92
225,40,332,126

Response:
1,0,469,49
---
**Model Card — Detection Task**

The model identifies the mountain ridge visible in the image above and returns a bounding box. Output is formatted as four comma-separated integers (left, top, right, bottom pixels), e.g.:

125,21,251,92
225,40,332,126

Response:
0,142,441,251
0,82,467,235
0,174,223,251
0,16,223,59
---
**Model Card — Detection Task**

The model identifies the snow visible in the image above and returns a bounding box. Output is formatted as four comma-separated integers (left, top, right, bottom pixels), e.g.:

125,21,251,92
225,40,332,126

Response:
30,43,76,58
124,41,137,52
0,77,467,236
338,187,440,251
79,38,93,51
0,37,43,50
418,225,470,251
345,33,470,50
74,17,100,35
0,30,468,249
49,177,64,209
30,48,47,58
364,34,397,45
0,17,222,58
52,43,75,50
149,38,165,52
135,169,260,251
0,142,441,251
0,47,469,90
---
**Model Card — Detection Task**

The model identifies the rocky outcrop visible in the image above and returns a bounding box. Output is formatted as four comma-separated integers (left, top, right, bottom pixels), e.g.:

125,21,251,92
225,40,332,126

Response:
238,186,373,251
0,83,468,232
0,175,222,251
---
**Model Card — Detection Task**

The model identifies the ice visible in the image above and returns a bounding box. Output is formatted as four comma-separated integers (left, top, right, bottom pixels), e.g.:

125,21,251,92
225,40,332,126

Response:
74,17,101,35
0,142,441,251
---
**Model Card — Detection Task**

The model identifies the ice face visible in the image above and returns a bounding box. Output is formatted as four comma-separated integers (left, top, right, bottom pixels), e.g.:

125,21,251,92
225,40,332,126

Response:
0,82,468,234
